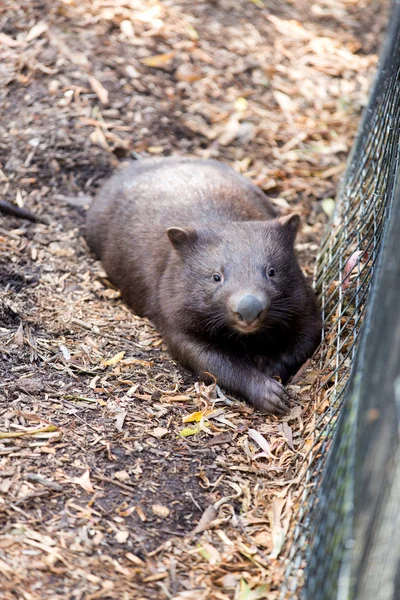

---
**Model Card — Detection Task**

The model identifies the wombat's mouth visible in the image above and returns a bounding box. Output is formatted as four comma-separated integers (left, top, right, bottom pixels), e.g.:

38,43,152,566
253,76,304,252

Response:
232,315,264,335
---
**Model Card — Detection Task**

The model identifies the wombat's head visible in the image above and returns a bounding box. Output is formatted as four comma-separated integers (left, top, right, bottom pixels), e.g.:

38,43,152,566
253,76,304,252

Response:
166,215,304,336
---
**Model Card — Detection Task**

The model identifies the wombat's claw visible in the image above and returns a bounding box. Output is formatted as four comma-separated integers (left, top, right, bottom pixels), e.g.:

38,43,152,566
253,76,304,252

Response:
255,379,291,416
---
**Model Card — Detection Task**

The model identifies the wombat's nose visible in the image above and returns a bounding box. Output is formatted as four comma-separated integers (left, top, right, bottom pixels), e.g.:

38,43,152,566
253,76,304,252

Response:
236,295,265,324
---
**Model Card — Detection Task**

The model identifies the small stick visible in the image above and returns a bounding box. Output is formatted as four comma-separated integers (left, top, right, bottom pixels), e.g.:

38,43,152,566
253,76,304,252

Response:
0,200,47,224
92,474,135,493
25,473,63,492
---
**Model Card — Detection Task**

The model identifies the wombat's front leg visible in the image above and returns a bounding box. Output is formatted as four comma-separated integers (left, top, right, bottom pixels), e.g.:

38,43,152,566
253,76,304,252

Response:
268,336,320,384
166,332,290,415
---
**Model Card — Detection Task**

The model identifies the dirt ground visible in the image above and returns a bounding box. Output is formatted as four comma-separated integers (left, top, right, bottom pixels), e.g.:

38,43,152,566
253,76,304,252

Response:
0,1,388,599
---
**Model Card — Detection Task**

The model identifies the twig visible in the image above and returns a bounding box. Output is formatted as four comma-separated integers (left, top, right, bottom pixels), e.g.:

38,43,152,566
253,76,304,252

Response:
0,425,59,439
25,473,63,492
0,200,48,224
92,474,136,493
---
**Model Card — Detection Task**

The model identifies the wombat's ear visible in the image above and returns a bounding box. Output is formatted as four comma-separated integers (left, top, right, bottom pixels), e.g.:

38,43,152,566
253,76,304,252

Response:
276,214,300,245
167,227,198,252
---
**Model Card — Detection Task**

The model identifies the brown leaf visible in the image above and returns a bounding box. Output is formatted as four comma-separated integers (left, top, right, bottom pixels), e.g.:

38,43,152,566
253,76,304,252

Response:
90,127,109,149
206,432,233,446
199,542,221,565
269,498,286,558
141,52,175,68
175,64,203,83
191,505,218,535
114,470,130,483
268,15,310,39
72,470,95,494
151,427,169,438
13,322,24,347
152,504,170,518
281,422,294,451
342,250,363,289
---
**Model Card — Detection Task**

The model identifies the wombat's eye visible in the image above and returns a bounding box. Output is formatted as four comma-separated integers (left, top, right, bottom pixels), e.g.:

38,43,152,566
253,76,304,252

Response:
213,274,222,282
267,267,276,278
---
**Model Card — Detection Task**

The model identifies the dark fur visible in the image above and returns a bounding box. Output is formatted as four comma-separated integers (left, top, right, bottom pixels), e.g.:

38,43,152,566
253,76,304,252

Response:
86,157,321,414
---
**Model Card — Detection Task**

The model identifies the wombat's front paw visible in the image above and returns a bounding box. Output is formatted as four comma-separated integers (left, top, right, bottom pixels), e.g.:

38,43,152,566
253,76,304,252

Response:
251,377,290,416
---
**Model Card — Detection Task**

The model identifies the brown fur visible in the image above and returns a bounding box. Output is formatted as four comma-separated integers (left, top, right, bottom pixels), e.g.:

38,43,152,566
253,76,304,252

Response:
86,157,321,414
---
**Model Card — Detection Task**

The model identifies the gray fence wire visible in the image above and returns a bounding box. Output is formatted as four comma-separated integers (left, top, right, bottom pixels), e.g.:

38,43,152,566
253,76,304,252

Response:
280,2,400,597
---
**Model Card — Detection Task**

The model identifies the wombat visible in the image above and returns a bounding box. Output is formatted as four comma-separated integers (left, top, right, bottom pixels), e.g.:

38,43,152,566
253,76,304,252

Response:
86,157,321,415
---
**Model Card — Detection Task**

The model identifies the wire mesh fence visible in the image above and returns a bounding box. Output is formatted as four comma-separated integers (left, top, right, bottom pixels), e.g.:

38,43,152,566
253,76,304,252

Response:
280,2,400,597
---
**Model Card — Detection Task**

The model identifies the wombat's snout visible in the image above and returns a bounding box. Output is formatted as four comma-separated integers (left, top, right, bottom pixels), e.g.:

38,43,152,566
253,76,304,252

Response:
236,295,264,324
229,293,270,329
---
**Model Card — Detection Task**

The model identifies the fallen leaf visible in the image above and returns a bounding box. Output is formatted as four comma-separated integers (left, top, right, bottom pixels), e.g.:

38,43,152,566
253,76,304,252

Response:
268,15,310,39
321,198,336,218
59,344,71,361
115,411,127,431
13,322,24,346
342,250,363,289
218,113,241,146
238,580,270,600
248,429,273,459
126,552,145,565
175,63,203,82
281,422,294,451
135,506,147,521
90,127,109,149
179,425,200,437
72,470,95,494
89,375,100,390
121,357,152,367
88,75,109,104
273,90,297,113
102,351,125,367
26,21,48,42
0,479,13,494
0,558,13,578
198,542,221,565
115,530,129,543
152,504,170,518
252,531,271,549
162,394,192,402
191,505,218,535
182,409,217,423
151,427,169,438
115,470,131,483
120,20,134,37
141,52,175,68
171,591,208,600
206,432,233,446
269,498,286,558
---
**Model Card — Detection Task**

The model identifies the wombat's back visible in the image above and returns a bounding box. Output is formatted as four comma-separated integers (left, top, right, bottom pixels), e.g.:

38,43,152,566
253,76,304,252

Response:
86,157,277,258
